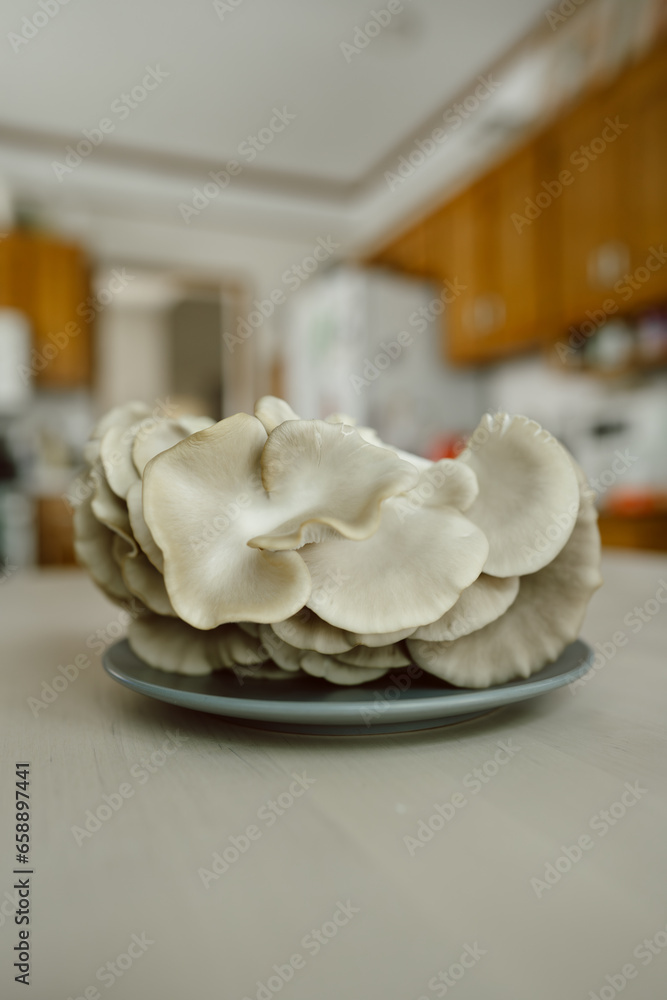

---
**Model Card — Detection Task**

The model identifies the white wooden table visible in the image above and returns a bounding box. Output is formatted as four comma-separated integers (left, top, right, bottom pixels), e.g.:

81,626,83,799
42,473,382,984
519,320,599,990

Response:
1,551,666,1000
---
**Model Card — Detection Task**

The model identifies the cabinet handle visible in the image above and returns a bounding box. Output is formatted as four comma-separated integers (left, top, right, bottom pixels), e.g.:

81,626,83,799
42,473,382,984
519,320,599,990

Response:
469,294,506,337
587,242,630,288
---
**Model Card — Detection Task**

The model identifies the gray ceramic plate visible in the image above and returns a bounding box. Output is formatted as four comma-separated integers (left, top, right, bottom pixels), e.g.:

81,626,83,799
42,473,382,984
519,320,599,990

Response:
103,638,593,735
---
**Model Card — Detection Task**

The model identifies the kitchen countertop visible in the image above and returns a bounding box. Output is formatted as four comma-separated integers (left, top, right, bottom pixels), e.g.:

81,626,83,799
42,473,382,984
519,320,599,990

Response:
1,550,666,1000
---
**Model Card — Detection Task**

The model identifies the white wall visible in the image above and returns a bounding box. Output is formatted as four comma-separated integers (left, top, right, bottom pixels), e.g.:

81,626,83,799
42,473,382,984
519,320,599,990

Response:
59,209,321,411
95,304,171,413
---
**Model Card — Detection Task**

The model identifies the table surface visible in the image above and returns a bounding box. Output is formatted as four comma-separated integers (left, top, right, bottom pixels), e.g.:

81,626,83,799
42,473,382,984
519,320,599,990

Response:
1,551,666,1000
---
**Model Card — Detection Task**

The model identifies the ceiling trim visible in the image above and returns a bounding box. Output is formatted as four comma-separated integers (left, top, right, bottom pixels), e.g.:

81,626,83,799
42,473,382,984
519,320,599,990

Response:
0,3,554,203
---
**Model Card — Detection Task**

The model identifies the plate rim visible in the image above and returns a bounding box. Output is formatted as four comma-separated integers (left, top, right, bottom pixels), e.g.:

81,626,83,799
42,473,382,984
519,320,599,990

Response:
103,639,593,726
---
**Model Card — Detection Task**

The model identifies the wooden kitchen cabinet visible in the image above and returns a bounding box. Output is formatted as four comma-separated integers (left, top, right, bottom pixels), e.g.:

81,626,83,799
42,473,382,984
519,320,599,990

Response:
547,38,667,328
615,44,667,308
554,89,628,325
373,220,428,276
30,236,92,387
37,496,76,566
0,231,33,312
369,35,667,365
425,191,478,363
426,145,544,363
480,145,542,357
0,231,92,388
374,144,550,363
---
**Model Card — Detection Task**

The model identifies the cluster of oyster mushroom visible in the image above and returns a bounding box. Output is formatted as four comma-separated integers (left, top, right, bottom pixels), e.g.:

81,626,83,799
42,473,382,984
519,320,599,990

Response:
73,396,602,688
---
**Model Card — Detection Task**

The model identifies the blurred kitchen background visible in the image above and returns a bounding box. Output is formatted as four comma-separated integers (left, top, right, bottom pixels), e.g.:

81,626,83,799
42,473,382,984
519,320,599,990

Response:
0,0,666,570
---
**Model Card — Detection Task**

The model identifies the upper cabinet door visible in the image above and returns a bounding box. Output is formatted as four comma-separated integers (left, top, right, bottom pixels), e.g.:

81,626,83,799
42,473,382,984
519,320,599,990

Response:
0,232,32,312
555,90,629,325
370,38,667,365
429,144,542,364
372,221,427,276
426,189,482,364
616,45,667,308
492,143,542,353
555,41,667,326
0,232,92,387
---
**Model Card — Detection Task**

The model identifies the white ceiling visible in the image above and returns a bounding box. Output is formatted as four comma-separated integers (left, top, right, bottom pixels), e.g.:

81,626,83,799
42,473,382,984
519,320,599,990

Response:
0,0,552,248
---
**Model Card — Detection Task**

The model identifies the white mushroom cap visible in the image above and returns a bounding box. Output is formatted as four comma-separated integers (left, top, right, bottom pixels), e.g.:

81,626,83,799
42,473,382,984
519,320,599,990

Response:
412,573,520,641
100,421,142,499
101,411,216,502
113,536,175,617
143,414,313,629
254,396,300,433
128,615,212,675
325,412,357,426
73,487,134,604
257,625,305,672
143,414,418,628
271,609,354,654
132,414,215,475
258,625,392,684
84,401,152,466
124,415,215,573
254,397,432,473
408,464,602,687
343,626,416,647
300,652,389,686
458,413,580,577
249,419,418,550
90,463,134,544
126,480,164,571
128,614,271,676
355,425,434,472
300,462,488,633
337,644,410,669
